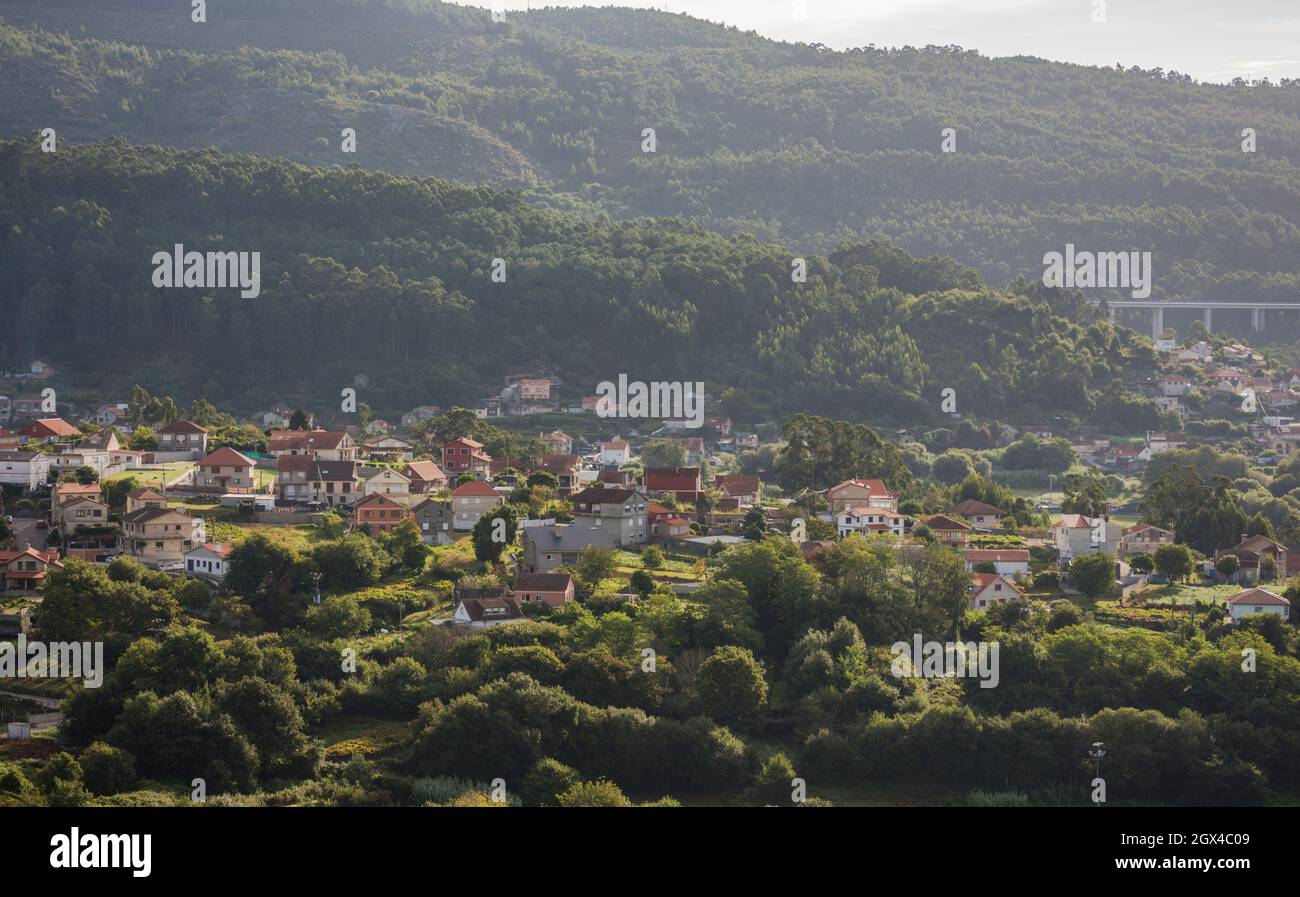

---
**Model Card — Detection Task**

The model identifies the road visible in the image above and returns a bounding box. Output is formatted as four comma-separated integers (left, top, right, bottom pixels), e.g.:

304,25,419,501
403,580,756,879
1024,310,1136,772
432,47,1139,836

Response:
9,517,48,551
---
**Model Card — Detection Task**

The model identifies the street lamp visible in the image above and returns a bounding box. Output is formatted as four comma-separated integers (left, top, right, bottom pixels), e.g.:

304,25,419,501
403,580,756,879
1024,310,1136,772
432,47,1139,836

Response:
1089,741,1106,805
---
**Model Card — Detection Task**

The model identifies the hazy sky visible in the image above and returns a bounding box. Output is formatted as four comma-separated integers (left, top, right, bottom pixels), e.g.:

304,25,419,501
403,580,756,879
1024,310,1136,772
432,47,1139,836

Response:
492,0,1300,83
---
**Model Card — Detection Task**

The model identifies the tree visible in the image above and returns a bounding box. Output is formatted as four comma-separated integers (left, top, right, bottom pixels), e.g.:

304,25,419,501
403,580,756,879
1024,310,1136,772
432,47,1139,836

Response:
741,508,766,541
79,743,137,796
73,465,99,485
629,569,655,598
289,409,311,430
471,505,518,563
575,546,618,589
641,440,686,468
1071,552,1116,598
640,545,665,570
1129,552,1154,574
694,645,768,726
1215,554,1240,583
1154,543,1194,583
389,519,429,571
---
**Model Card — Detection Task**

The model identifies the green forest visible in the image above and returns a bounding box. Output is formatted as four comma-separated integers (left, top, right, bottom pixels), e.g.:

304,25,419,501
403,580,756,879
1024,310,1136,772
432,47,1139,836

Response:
0,137,1166,426
1,0,1298,304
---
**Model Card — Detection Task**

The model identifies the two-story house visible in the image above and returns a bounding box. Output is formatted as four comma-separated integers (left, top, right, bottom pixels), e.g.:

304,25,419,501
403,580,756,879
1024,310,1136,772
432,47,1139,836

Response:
353,492,413,535
825,479,897,515
643,466,702,503
267,429,357,461
1054,515,1123,562
121,507,206,566
948,499,1006,531
0,451,50,488
403,460,449,494
360,466,411,496
530,454,582,494
0,546,63,593
1120,523,1174,557
195,447,257,492
836,507,907,538
442,437,492,478
156,419,210,457
523,523,616,574
451,480,505,530
411,498,455,545
570,486,648,547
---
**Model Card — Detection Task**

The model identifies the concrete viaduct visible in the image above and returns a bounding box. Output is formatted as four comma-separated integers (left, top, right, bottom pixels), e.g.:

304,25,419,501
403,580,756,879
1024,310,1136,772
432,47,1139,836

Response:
1105,299,1300,339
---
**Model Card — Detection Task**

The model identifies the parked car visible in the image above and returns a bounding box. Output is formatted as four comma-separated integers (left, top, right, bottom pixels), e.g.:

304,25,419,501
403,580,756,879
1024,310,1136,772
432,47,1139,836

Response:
35,520,47,529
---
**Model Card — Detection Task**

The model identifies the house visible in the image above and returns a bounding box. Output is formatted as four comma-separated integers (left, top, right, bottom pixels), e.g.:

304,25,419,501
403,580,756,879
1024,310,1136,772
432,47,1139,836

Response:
46,444,110,477
512,572,575,607
600,439,630,467
948,499,1005,530
0,427,19,450
530,454,582,494
1226,587,1291,623
156,419,210,456
968,573,1025,610
643,466,702,503
0,546,63,593
597,468,636,487
825,479,897,515
277,459,361,507
733,432,759,450
1216,535,1288,584
18,417,79,444
1120,524,1174,557
837,507,907,539
121,507,206,566
91,404,129,427
715,475,762,507
353,492,414,535
360,466,411,496
523,523,616,574
364,436,414,462
454,596,525,628
53,481,102,506
442,437,492,477
78,428,121,453
0,451,51,488
1138,431,1190,461
126,487,168,513
411,498,455,545
682,437,705,467
401,405,441,428
653,515,692,541
925,515,971,546
367,419,392,436
704,416,733,436
962,549,1030,577
196,447,257,492
1054,515,1123,562
570,486,649,547
55,495,111,533
451,480,505,530
246,409,290,429
267,429,357,461
403,460,449,494
542,431,574,455
1159,375,1192,397
185,543,233,581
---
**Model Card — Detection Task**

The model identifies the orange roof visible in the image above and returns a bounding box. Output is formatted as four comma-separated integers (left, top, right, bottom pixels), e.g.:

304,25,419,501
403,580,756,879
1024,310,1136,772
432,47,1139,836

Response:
200,446,255,467
19,418,79,438
452,480,499,497
1227,588,1290,607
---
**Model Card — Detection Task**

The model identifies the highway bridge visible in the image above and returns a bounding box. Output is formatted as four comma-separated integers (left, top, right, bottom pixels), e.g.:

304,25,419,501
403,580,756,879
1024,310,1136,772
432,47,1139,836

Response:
1105,299,1300,338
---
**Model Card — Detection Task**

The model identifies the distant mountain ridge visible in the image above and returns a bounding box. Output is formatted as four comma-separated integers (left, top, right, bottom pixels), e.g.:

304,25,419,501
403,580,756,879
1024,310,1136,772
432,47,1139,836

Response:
1,0,1298,311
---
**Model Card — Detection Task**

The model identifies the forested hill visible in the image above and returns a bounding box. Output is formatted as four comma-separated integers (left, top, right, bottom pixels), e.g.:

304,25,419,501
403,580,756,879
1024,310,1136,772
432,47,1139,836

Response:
2,0,1299,300
0,139,1162,428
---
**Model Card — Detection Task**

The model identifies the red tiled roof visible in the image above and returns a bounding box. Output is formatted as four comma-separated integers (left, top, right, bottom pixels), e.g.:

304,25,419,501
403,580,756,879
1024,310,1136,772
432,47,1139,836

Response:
200,446,255,467
19,418,79,438
1227,588,1290,607
452,480,499,497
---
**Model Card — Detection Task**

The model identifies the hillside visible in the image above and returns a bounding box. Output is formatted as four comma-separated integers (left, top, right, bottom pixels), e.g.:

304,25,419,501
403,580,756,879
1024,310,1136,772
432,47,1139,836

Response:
1,0,1299,319
0,139,1161,426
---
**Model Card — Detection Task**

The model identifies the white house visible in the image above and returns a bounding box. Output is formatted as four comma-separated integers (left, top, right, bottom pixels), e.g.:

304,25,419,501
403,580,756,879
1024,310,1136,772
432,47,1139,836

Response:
962,549,1030,577
836,507,906,538
1055,515,1123,562
968,573,1025,610
0,451,51,488
1227,587,1291,623
600,439,630,466
184,543,233,582
360,466,411,495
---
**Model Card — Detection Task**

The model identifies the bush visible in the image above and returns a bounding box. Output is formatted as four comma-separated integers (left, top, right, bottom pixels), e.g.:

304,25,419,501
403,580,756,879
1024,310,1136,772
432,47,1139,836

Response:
519,757,581,807
80,742,137,796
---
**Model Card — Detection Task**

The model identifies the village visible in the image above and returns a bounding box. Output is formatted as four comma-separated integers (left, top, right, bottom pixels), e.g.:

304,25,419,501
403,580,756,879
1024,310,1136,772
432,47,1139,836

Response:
1,337,1295,640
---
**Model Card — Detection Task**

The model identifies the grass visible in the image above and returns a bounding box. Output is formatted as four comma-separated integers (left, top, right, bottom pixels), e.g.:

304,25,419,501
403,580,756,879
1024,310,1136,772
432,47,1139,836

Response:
104,461,194,489
1129,581,1245,607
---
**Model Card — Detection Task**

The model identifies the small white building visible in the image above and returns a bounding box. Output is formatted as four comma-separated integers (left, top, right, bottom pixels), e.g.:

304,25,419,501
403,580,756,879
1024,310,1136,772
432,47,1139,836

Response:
600,440,630,466
1227,587,1291,623
184,543,233,582
962,549,1030,577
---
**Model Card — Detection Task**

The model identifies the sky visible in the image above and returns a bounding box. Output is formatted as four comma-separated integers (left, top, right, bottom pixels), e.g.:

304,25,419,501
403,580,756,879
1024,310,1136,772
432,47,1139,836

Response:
488,0,1300,83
